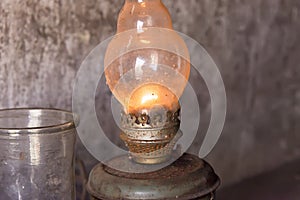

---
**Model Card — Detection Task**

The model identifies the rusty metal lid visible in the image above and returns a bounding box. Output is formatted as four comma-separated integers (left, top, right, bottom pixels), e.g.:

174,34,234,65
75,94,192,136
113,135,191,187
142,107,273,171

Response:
87,153,220,200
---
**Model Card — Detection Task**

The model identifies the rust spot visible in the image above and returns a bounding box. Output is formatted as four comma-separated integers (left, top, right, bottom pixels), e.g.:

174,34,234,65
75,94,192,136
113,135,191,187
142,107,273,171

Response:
19,152,25,160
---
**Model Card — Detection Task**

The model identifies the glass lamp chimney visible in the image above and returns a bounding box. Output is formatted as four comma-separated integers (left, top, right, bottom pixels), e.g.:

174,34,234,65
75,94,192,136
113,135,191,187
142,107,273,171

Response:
104,0,190,164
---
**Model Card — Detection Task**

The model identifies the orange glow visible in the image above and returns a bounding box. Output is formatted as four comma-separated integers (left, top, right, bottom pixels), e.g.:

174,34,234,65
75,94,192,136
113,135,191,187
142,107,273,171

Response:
140,2,146,7
141,93,158,104
127,83,179,113
105,0,190,115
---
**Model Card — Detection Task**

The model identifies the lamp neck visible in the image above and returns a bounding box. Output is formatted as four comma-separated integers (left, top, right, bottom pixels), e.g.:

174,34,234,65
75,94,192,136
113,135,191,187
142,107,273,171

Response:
117,0,173,32
125,0,161,3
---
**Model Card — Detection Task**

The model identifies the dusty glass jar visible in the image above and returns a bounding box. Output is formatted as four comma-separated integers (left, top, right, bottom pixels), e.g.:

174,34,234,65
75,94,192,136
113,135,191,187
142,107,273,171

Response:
0,108,76,200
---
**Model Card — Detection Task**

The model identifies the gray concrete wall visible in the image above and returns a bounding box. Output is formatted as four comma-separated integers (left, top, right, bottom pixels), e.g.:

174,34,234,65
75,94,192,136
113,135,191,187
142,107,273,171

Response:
0,0,299,186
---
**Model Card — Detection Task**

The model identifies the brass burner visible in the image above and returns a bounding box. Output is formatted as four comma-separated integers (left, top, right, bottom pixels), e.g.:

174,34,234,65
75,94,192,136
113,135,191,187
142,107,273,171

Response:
120,108,181,164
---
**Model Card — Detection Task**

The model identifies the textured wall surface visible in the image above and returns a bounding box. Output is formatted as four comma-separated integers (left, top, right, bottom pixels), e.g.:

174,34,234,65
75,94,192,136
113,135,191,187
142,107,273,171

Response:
0,0,299,187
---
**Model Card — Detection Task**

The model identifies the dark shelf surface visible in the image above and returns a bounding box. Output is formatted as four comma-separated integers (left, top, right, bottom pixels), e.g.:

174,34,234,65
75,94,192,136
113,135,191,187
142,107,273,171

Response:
218,159,300,200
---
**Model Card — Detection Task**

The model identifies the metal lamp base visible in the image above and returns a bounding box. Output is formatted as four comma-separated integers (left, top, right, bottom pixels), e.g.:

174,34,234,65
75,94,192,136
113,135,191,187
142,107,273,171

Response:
90,194,215,200
87,153,220,200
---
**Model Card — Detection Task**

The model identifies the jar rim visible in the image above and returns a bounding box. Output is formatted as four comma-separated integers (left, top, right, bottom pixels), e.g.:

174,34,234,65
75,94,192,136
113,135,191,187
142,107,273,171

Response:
0,108,77,135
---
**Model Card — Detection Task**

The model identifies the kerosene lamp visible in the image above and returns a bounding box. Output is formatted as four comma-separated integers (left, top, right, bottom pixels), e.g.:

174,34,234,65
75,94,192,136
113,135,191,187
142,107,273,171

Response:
87,0,220,199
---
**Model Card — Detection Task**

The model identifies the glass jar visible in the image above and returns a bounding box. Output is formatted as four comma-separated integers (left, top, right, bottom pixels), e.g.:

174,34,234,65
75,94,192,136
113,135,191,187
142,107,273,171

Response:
0,108,76,200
